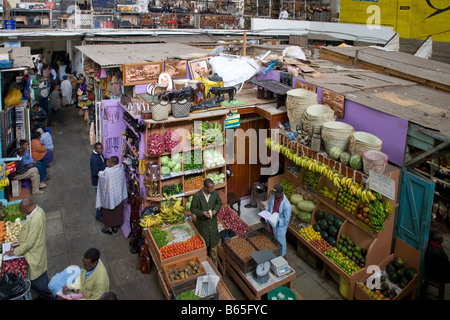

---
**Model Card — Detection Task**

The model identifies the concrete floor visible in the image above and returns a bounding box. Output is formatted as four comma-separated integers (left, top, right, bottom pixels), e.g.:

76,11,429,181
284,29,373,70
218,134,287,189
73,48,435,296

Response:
38,107,448,300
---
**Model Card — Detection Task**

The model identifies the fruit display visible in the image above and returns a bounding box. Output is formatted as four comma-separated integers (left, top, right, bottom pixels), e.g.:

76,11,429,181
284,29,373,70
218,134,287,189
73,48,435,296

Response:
182,150,203,171
217,207,251,235
357,281,397,300
140,195,185,229
312,210,343,248
324,248,361,275
187,121,224,149
319,186,337,202
299,225,333,253
386,257,416,289
289,214,307,233
356,203,371,226
336,233,367,268
166,259,205,283
280,178,295,200
160,235,204,259
302,170,320,191
183,175,204,192
369,200,393,232
337,186,359,214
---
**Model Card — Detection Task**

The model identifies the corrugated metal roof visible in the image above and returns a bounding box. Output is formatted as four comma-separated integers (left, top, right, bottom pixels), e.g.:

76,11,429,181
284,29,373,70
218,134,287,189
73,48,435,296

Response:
0,47,34,68
75,42,212,67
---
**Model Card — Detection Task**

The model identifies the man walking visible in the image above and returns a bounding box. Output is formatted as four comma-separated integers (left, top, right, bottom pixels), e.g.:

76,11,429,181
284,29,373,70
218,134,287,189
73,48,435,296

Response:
90,142,107,222
190,178,222,267
6,199,53,299
47,80,65,127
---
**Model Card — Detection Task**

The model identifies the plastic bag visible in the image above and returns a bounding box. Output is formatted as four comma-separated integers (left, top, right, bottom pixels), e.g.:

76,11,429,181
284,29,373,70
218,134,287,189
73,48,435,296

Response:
141,206,159,218
282,46,306,61
0,273,26,300
4,89,22,106
208,55,260,88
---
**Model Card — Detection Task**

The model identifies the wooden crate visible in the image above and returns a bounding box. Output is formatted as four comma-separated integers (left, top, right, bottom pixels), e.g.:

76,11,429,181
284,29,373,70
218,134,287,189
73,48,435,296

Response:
162,256,206,290
222,235,258,274
296,239,323,269
144,220,207,268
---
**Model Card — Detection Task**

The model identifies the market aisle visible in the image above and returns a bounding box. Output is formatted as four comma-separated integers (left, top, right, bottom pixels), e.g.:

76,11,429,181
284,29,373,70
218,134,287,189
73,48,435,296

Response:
39,107,164,300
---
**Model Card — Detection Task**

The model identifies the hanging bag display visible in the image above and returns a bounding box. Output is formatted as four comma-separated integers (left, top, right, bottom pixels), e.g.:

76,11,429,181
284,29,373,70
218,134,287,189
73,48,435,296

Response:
151,95,170,121
171,97,191,118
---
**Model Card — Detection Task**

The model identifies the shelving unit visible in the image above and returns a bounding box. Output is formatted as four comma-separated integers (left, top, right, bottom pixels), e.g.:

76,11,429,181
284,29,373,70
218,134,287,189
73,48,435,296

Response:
269,129,401,300
142,111,228,213
10,9,52,28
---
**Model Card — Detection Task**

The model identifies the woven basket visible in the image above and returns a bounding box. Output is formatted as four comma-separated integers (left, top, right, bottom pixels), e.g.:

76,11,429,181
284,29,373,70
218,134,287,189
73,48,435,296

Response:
349,131,382,156
171,99,192,118
302,104,336,135
286,88,318,131
363,150,388,175
151,101,170,121
321,121,354,154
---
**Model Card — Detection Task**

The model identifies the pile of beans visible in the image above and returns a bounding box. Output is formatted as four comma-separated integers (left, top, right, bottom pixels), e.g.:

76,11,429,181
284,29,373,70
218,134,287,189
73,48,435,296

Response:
227,236,257,261
249,233,277,251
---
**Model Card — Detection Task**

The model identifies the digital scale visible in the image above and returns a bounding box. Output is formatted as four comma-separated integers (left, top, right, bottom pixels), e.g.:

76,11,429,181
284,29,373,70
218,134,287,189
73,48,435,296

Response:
270,256,290,277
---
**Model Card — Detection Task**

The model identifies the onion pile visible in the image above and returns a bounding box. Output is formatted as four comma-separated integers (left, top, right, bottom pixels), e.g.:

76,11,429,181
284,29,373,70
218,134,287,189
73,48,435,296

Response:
217,207,252,236
1,258,27,280
163,129,181,153
147,133,165,156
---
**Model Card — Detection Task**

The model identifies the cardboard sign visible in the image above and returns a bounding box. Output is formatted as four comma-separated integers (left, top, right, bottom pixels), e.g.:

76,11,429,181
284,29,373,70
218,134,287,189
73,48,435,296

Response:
368,170,395,200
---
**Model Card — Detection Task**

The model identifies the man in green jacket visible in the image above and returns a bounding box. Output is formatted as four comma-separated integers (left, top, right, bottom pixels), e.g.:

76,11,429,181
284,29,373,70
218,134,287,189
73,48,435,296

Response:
6,199,53,300
190,178,222,267
63,248,110,300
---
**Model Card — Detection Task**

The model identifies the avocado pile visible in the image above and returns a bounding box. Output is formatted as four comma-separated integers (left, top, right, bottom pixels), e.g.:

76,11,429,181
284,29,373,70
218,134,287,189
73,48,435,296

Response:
312,210,343,248
337,233,367,268
386,257,416,289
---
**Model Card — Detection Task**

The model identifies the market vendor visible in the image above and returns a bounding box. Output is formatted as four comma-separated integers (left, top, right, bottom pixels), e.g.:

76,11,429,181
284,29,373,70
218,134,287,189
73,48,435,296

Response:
264,184,292,257
190,178,222,268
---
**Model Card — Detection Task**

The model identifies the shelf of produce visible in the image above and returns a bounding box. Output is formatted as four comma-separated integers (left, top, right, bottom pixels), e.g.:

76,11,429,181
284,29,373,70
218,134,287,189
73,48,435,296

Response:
352,237,421,300
143,219,207,269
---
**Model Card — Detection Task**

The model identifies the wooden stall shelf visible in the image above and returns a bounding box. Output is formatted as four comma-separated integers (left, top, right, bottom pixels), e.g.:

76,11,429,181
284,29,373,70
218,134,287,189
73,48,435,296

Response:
162,256,206,290
353,237,421,300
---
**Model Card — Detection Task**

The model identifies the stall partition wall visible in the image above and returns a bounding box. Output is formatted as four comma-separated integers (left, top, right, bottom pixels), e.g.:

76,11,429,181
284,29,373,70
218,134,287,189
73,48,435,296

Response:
100,99,130,238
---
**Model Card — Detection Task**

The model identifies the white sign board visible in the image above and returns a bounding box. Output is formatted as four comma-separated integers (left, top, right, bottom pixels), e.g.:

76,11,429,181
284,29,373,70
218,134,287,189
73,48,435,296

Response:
368,170,395,200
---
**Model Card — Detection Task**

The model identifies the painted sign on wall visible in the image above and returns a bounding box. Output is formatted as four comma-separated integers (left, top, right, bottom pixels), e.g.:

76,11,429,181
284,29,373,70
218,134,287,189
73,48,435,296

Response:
339,0,450,42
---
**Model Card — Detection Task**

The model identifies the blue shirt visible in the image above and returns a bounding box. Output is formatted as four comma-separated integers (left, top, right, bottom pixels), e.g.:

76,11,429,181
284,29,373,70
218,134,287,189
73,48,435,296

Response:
85,264,98,280
40,132,54,151
20,150,34,165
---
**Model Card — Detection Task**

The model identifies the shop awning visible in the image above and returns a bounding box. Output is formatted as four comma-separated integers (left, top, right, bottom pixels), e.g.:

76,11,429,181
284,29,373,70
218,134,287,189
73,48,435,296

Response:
75,43,213,68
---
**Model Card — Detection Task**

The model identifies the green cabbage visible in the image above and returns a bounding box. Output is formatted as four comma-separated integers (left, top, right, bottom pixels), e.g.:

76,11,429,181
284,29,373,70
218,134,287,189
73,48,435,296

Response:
161,166,171,176
161,155,170,166
168,159,176,169
172,163,182,173
171,153,182,163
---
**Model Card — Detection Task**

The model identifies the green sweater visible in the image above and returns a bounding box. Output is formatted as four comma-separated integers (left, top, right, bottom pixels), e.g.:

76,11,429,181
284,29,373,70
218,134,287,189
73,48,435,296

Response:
15,206,47,281
190,189,222,248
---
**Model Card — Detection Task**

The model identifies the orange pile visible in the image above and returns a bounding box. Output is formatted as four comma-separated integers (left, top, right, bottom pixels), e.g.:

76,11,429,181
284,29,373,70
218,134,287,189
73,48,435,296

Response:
160,235,204,259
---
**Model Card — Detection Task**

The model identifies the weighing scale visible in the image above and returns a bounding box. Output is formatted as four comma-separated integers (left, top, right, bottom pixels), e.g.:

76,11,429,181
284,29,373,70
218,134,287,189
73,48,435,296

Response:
250,249,276,283
270,256,290,277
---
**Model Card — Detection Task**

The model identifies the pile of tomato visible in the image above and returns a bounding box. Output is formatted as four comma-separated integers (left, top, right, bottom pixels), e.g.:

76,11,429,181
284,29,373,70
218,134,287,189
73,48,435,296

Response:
160,235,204,259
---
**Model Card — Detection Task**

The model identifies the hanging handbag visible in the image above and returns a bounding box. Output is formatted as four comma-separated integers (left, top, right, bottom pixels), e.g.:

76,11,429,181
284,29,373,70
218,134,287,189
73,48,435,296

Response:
150,95,170,121
171,97,192,118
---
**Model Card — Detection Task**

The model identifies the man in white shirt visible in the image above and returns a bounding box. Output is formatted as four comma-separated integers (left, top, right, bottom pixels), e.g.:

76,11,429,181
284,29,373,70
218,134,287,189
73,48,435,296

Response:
61,75,73,107
279,8,288,19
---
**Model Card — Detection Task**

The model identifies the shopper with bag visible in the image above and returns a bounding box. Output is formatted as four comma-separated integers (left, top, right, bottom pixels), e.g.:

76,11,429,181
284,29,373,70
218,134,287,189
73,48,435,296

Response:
5,199,53,299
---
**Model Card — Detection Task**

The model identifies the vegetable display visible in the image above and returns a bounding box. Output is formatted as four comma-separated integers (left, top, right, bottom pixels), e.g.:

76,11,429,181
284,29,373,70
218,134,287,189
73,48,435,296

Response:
160,235,204,259
205,172,225,185
217,207,251,236
147,133,165,156
151,228,170,248
184,175,204,192
162,183,183,196
183,151,203,171
161,153,183,176
176,290,200,300
4,218,24,243
187,121,224,150
163,129,181,153
166,259,204,283
204,149,225,169
1,258,27,280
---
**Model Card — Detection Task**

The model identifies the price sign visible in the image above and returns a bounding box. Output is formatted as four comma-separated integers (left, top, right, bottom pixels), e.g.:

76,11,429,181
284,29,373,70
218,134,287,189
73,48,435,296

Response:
368,170,395,200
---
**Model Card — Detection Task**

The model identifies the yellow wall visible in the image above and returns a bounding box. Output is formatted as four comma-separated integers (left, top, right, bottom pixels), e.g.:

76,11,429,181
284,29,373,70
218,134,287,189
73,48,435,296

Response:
339,0,450,42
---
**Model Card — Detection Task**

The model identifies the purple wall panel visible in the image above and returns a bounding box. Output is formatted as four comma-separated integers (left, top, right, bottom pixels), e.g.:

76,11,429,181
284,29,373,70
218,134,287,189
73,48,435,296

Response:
101,99,126,160
339,100,407,167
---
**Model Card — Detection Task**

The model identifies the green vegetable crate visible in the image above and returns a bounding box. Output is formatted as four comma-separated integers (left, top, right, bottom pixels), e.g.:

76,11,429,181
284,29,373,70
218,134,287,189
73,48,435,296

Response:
172,276,218,300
